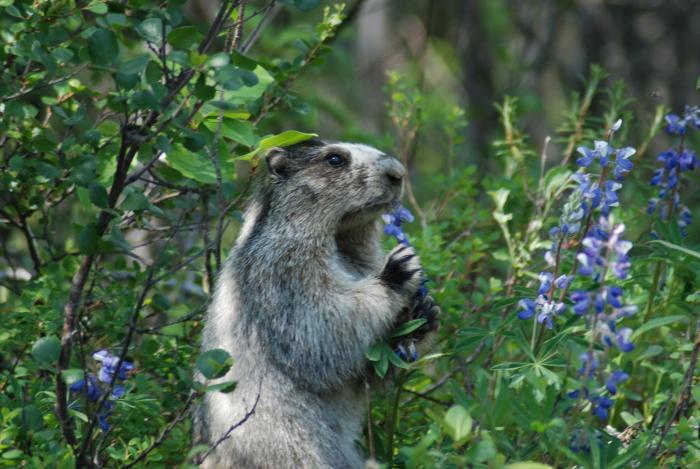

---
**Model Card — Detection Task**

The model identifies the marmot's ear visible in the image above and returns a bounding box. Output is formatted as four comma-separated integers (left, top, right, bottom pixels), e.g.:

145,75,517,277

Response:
265,147,289,179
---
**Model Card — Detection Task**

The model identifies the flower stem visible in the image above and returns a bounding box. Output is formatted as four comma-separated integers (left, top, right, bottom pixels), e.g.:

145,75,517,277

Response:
644,261,663,323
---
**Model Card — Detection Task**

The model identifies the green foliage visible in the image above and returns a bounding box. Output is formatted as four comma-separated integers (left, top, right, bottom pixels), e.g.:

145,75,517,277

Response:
1,1,699,468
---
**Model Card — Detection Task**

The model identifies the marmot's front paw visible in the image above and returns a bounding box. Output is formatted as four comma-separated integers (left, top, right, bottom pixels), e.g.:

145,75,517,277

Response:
410,293,440,339
379,244,422,295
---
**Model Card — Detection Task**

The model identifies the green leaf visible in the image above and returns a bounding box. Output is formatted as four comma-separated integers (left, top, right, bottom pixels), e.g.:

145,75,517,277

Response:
375,353,389,378
203,380,238,393
2,450,23,460
504,463,553,469
365,343,383,361
31,336,61,365
196,349,233,379
136,18,169,43
207,52,230,69
260,130,318,150
166,144,217,184
120,54,150,75
649,240,700,260
168,26,203,49
87,29,119,65
237,130,319,161
390,318,427,338
78,223,99,255
89,182,110,209
632,315,688,339
19,405,43,431
444,405,473,446
488,188,510,212
84,1,108,14
120,192,150,212
543,167,572,199
61,369,86,385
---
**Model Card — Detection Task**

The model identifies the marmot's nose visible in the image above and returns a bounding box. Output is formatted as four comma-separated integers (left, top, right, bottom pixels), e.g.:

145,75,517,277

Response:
382,156,405,187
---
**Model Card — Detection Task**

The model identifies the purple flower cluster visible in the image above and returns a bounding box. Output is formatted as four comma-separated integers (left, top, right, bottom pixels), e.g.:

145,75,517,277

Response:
519,127,636,332
516,272,567,329
664,105,700,135
570,352,629,422
69,350,134,431
383,204,428,362
647,107,698,237
574,141,635,215
570,218,637,354
517,121,639,432
382,205,414,245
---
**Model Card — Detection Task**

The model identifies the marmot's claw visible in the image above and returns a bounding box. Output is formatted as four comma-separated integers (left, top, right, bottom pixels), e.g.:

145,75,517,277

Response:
411,294,440,335
380,244,422,294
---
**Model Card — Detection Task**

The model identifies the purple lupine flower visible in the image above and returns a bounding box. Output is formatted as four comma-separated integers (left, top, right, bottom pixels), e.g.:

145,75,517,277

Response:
382,205,414,246
664,106,700,136
536,298,566,329
616,328,634,352
68,350,133,432
570,290,590,316
649,109,697,236
573,172,601,215
517,298,536,320
679,205,692,237
613,147,635,180
93,350,134,382
591,395,614,421
605,370,629,395
576,141,612,168
578,351,599,378
70,375,100,402
516,274,566,329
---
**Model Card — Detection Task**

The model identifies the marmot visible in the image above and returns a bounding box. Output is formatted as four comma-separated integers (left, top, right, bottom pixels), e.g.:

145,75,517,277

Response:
193,139,438,468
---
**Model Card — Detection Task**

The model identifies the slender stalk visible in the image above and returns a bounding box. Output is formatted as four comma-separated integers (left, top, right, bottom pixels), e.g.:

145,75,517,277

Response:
386,370,408,464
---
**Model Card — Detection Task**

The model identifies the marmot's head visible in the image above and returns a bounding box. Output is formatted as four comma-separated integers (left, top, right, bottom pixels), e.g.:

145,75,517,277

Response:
261,139,406,229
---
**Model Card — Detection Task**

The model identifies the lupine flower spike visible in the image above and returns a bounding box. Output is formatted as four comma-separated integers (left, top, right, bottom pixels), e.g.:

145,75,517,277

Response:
648,106,698,237
383,204,428,362
69,350,134,431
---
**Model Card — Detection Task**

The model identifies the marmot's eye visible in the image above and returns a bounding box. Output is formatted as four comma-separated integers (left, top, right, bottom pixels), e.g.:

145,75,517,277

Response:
326,153,345,167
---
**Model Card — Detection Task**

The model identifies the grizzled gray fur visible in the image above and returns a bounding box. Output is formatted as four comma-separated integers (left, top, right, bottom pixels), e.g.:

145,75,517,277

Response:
193,139,438,468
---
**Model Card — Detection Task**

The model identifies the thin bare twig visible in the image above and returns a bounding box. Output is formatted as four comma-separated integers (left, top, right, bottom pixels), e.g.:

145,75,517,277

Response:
196,391,261,464
123,392,199,468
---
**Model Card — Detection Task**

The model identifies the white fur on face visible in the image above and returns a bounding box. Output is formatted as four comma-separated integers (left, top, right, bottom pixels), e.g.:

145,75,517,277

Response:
333,143,385,166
